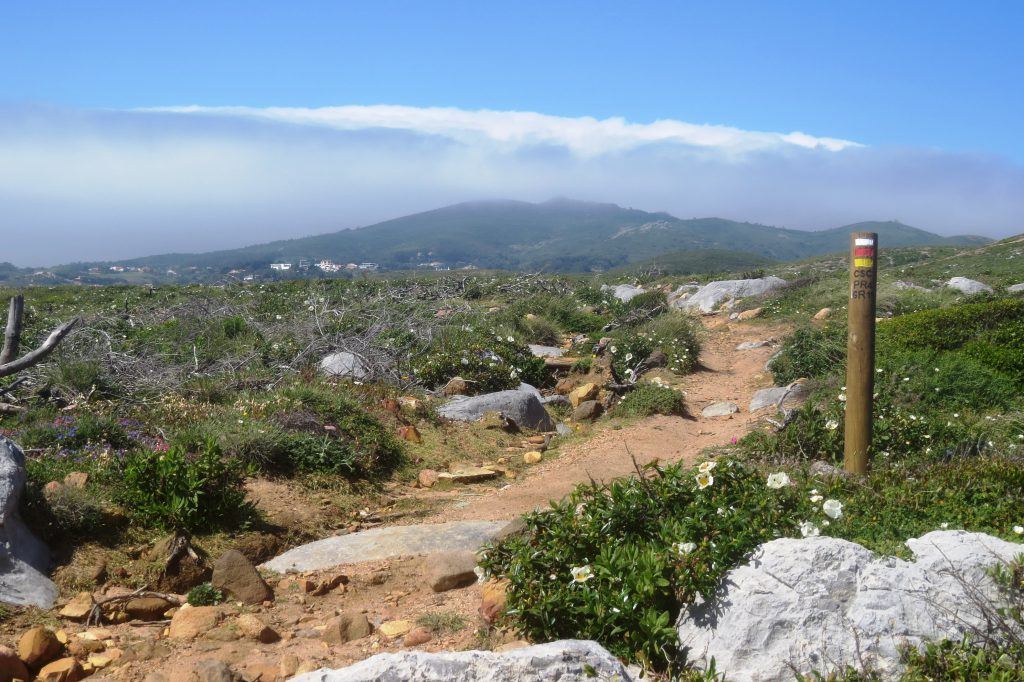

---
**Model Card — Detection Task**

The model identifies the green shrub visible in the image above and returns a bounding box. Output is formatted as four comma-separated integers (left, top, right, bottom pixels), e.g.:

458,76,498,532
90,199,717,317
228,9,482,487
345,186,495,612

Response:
878,299,1024,352
117,440,251,533
187,583,225,606
480,458,813,669
637,313,701,375
769,324,847,385
606,334,655,381
412,326,546,393
617,384,686,418
45,360,116,399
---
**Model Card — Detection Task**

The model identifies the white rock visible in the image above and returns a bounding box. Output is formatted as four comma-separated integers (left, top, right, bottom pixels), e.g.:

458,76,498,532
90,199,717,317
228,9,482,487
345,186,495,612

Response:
701,401,739,418
674,277,787,314
600,284,646,303
735,341,771,351
288,639,633,682
749,383,809,412
677,531,1024,682
0,437,59,608
527,344,565,358
945,277,993,295
319,351,368,379
1007,282,1024,292
438,390,555,431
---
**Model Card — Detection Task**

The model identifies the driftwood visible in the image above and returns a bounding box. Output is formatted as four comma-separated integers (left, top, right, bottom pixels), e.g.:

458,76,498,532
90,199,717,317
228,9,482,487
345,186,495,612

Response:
0,295,80,379
85,587,183,626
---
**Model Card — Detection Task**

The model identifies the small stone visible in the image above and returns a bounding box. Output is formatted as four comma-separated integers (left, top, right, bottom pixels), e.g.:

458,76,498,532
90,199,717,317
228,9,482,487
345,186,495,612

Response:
398,396,422,412
378,620,413,639
62,471,89,489
397,425,422,443
18,626,63,668
417,469,439,488
424,551,478,592
568,383,599,408
813,307,832,320
737,307,763,320
168,605,222,640
186,659,235,682
235,614,279,643
37,657,84,682
43,480,63,496
211,550,273,605
86,653,113,669
402,627,432,647
66,638,105,657
645,349,668,367
701,401,739,418
0,645,30,682
555,378,576,395
442,377,470,396
278,655,299,678
89,560,108,585
59,591,95,620
572,400,603,422
523,451,543,465
124,596,175,621
437,467,499,484
479,579,509,624
322,613,372,645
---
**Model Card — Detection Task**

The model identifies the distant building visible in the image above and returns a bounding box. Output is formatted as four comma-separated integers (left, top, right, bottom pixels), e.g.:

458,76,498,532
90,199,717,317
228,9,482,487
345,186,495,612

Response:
270,263,292,271
109,265,126,272
298,258,312,270
358,262,379,271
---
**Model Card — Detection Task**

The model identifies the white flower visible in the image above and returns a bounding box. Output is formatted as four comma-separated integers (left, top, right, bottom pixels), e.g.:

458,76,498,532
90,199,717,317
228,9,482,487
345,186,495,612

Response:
610,346,617,354
810,494,824,503
837,394,847,402
695,472,714,489
698,461,717,473
716,507,726,516
766,472,790,489
474,566,487,583
1013,525,1023,535
825,419,839,431
673,542,697,557
461,357,469,365
625,353,633,361
800,521,820,537
275,314,282,320
822,499,843,519
307,305,315,311
507,336,515,342
570,565,594,584
821,519,830,527
940,522,949,529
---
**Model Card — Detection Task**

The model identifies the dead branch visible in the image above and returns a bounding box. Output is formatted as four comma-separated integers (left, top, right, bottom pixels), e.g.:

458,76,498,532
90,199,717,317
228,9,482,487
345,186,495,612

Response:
0,311,79,379
86,587,183,626
0,295,24,365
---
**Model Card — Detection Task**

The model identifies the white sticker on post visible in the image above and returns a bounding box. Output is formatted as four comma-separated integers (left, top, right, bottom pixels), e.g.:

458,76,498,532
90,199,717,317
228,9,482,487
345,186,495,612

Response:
854,238,875,246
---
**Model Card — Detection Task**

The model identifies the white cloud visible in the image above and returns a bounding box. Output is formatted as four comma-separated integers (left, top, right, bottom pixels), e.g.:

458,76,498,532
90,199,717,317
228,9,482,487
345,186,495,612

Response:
146,104,861,156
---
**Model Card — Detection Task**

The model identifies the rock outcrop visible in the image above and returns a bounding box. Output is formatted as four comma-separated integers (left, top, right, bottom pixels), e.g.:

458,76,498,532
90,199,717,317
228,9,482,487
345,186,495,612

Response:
0,437,58,609
319,352,368,380
673,277,787,314
945,277,993,295
438,390,554,431
289,639,633,682
677,531,1024,681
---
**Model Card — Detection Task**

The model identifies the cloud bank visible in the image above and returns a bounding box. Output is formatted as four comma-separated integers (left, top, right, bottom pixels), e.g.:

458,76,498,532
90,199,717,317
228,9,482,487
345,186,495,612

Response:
0,104,1021,267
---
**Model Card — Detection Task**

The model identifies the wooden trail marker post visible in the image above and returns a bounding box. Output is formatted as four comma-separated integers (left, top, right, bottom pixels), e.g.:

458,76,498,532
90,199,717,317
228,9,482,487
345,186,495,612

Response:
844,232,878,475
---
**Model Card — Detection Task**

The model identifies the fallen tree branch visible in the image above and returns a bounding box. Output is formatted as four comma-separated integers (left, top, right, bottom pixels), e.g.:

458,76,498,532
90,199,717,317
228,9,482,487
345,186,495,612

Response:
0,318,79,378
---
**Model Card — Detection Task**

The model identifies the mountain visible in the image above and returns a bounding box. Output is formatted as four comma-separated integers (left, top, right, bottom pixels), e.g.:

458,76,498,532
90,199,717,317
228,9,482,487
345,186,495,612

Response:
5,200,992,283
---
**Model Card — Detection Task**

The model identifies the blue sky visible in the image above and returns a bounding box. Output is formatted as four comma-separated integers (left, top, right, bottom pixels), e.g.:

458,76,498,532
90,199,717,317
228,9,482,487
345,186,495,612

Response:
2,1,1023,265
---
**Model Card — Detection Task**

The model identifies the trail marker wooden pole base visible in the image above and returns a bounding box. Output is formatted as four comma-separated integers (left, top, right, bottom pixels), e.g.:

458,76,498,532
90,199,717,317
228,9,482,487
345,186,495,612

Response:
844,232,878,475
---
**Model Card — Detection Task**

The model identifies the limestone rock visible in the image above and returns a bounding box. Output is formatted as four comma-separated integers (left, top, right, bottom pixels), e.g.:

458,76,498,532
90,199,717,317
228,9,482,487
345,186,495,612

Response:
749,382,810,413
572,400,603,422
37,657,84,682
424,550,478,592
945,276,993,294
62,472,88,489
211,550,273,605
0,437,59,609
700,401,738,418
288,639,634,682
813,307,832,320
1008,282,1024,292
417,469,439,488
736,307,763,320
168,605,222,640
18,626,62,668
567,383,598,408
322,613,372,645
673,277,787,314
735,341,771,351
319,351,368,380
437,467,499,484
528,344,565,358
0,644,30,682
600,284,646,303
677,531,1024,682
438,390,554,431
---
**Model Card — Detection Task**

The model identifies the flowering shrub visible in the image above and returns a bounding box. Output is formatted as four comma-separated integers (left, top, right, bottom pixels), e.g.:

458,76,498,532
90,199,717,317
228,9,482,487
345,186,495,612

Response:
412,326,545,394
479,458,817,669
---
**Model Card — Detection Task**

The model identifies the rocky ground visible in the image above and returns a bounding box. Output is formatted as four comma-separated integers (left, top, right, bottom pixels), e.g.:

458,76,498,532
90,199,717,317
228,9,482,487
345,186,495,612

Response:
2,315,794,682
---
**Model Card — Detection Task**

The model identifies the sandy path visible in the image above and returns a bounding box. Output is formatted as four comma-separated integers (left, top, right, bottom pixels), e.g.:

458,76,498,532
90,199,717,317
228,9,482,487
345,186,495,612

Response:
429,319,790,522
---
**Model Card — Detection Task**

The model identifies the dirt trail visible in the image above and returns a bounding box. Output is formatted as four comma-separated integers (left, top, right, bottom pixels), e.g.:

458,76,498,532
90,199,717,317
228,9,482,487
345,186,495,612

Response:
427,318,791,523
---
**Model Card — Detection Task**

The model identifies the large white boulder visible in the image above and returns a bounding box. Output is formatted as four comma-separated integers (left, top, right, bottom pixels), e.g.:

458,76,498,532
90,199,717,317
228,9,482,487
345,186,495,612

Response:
601,284,646,303
677,531,1024,681
438,389,555,431
0,437,58,608
289,639,634,682
319,351,368,380
945,277,993,295
674,277,787,314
